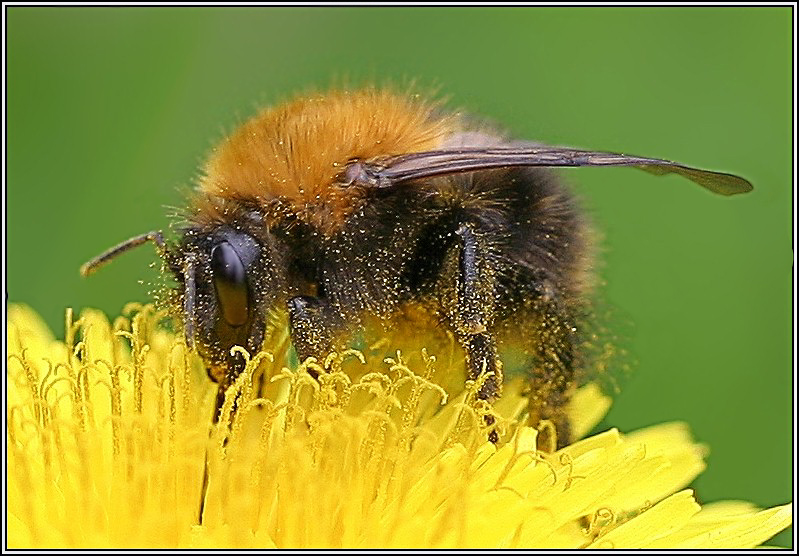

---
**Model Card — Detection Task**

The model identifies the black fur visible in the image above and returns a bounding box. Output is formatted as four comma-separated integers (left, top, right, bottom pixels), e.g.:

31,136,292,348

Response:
177,164,590,449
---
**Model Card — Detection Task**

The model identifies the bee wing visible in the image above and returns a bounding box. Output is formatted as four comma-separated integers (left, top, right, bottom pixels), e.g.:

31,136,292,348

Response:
353,146,752,196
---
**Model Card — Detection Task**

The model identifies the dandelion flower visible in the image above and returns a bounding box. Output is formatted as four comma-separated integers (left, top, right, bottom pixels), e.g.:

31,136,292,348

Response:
6,304,792,549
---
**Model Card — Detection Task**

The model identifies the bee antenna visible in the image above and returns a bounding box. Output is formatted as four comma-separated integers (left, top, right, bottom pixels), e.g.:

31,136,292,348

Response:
80,231,169,277
183,252,197,350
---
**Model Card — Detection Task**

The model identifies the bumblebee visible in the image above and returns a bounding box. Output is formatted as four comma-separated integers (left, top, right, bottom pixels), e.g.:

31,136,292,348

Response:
81,89,751,448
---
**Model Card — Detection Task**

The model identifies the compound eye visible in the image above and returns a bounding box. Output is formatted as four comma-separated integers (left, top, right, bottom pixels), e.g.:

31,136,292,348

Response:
211,242,249,326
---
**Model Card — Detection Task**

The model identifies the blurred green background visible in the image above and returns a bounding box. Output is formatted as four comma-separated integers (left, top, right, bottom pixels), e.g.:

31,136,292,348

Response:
7,6,792,547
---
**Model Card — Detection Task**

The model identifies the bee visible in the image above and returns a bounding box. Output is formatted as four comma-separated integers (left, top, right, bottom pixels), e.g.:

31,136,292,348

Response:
81,88,752,450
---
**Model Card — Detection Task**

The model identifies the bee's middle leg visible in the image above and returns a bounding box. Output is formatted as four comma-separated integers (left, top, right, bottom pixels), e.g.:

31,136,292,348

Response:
450,223,503,442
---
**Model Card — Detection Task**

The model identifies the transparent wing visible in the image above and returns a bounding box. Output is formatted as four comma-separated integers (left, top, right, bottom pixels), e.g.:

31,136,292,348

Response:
347,146,752,196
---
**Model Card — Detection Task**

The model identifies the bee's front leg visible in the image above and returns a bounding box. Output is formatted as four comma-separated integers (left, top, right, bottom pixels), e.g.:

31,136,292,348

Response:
287,296,342,376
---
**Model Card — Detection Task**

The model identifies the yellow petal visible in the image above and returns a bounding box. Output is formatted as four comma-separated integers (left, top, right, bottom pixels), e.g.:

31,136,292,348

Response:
6,305,792,549
652,502,794,549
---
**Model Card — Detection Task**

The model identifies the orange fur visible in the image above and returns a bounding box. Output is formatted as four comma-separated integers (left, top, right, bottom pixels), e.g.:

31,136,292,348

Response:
196,89,457,233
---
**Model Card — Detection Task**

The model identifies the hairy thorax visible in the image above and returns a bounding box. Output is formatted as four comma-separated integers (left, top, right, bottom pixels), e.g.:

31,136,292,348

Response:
195,89,457,234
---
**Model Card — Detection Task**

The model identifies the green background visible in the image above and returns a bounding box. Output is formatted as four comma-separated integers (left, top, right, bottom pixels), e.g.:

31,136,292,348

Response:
7,7,792,547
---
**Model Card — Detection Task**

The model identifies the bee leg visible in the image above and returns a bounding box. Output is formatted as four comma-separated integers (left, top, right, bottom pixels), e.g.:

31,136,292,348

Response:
287,295,341,377
453,223,503,443
527,295,577,451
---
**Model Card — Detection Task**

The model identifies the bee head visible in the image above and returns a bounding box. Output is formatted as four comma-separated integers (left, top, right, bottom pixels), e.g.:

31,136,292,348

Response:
176,217,285,383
